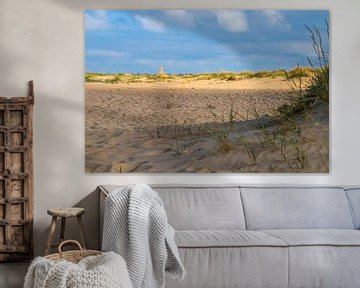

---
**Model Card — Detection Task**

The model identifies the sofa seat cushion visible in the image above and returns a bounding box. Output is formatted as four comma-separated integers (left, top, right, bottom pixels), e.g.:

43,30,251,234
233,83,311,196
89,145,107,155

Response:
166,246,289,288
260,230,360,288
262,229,360,246
175,230,288,248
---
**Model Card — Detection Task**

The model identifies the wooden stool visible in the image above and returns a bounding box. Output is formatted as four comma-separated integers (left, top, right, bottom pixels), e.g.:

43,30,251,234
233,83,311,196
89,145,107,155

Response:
45,207,87,255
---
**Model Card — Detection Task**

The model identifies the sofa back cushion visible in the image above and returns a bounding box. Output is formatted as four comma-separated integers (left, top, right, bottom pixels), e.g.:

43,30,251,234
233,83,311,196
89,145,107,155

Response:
240,187,355,230
154,186,246,230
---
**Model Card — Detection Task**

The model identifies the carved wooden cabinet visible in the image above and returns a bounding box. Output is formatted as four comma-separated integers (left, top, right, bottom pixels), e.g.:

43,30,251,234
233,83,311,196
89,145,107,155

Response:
0,82,34,261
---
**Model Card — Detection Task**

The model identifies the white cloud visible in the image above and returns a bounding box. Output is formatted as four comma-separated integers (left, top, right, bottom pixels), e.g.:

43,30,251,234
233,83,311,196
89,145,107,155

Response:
85,10,111,31
87,49,126,58
214,10,248,33
282,41,314,56
135,15,167,33
267,40,314,56
163,10,195,27
261,10,291,30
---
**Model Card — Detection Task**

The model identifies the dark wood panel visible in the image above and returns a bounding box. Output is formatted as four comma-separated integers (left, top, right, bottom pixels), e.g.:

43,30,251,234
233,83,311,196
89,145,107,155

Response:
0,81,34,261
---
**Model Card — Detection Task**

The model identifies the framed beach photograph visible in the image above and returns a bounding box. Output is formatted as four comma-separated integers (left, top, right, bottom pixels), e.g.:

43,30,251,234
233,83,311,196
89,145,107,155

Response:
85,10,329,173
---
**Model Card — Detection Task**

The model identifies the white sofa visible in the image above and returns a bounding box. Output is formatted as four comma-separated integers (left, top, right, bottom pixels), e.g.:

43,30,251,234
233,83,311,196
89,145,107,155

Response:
99,185,360,288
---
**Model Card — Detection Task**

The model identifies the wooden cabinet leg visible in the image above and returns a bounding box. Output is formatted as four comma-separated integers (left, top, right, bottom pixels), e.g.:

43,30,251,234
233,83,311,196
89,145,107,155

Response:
45,216,57,255
60,217,66,243
77,215,87,249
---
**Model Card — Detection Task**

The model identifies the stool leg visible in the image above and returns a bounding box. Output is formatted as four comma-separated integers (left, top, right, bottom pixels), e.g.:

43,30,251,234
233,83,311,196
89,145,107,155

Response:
45,216,57,255
77,215,87,249
60,217,66,243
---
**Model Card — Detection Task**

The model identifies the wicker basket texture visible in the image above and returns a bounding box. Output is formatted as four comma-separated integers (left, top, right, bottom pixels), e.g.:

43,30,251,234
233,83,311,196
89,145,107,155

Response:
45,240,102,263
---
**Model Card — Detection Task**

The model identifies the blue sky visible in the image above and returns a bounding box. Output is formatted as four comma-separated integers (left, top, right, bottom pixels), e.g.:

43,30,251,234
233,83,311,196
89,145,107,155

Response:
85,10,329,74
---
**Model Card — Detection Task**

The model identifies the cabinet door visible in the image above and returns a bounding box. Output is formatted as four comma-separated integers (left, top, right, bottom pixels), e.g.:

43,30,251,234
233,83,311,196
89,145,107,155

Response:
0,103,33,261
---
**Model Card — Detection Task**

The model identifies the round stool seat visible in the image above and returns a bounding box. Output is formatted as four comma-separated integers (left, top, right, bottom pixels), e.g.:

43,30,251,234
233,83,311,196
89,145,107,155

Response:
47,207,85,218
45,207,87,255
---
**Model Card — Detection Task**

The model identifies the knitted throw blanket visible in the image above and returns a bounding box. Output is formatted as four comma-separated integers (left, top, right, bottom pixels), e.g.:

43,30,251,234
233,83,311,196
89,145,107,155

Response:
24,251,133,288
102,184,185,288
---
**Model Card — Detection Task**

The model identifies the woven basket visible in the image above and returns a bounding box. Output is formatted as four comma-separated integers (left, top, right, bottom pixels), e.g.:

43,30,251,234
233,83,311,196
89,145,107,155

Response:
45,240,102,263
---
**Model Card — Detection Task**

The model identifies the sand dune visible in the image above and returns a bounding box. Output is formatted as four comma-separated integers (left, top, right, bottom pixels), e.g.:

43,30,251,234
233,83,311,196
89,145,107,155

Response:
85,78,328,173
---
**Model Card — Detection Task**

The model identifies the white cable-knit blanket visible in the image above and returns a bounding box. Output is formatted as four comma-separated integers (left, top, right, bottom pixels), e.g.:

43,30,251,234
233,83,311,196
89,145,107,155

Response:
24,251,132,288
102,184,185,288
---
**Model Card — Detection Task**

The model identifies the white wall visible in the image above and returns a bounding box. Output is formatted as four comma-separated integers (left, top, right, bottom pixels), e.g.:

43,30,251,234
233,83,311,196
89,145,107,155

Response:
0,0,359,256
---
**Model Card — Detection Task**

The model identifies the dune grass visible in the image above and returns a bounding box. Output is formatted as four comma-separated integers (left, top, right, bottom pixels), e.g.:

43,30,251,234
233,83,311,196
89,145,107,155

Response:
278,22,329,119
85,67,314,84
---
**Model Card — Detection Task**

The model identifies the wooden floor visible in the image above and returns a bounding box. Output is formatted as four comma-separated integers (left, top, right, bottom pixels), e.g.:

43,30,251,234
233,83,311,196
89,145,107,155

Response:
0,261,30,288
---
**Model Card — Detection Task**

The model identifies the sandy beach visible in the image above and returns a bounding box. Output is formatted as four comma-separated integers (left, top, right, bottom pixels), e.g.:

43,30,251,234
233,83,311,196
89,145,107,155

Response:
85,78,328,173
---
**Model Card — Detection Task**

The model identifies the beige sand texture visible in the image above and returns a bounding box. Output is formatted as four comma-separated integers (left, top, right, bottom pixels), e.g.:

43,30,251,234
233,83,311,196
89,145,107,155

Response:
85,78,329,173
